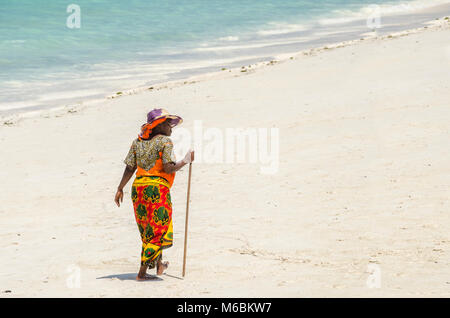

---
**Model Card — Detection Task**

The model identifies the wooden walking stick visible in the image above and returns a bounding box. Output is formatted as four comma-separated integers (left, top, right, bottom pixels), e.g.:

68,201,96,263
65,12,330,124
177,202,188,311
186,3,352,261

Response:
182,162,193,277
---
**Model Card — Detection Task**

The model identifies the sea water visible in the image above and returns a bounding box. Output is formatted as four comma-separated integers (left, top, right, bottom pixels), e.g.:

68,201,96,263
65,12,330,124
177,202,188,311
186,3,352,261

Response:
1,0,449,116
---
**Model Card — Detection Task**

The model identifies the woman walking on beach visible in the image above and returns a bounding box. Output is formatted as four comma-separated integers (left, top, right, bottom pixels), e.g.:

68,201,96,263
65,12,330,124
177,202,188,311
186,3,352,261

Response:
114,108,194,281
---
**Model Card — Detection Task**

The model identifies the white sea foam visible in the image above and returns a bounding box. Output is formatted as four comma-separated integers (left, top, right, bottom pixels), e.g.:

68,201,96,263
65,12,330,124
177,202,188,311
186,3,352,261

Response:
35,89,104,102
2,80,27,88
193,38,309,52
218,36,240,41
257,22,310,36
319,0,450,25
3,39,26,44
198,36,239,48
0,101,41,111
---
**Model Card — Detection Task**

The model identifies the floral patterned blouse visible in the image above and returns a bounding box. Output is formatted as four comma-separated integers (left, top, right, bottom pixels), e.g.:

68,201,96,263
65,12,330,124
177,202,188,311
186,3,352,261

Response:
124,135,176,171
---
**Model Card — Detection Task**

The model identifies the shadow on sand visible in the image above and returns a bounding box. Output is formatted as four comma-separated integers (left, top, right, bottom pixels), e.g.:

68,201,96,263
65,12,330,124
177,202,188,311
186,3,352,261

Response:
96,273,163,281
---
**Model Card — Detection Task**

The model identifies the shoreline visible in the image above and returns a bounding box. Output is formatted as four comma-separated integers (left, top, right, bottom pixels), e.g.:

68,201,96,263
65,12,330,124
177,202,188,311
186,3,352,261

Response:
2,11,450,126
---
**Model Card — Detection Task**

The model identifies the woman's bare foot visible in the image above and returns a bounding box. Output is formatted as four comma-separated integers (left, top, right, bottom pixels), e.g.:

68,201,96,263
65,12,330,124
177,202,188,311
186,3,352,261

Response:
136,264,150,281
156,261,169,275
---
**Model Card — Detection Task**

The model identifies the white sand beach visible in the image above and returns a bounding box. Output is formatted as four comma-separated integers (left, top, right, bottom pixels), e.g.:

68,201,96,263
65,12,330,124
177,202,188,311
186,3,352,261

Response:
1,16,450,297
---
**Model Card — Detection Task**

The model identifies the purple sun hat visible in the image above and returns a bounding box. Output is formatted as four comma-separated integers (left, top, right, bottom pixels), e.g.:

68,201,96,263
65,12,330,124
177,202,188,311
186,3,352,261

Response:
146,108,183,128
138,108,183,140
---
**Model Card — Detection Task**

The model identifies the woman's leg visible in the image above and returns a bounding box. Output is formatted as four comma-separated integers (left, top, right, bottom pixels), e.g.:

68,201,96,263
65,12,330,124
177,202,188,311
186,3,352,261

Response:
136,264,149,280
156,257,169,275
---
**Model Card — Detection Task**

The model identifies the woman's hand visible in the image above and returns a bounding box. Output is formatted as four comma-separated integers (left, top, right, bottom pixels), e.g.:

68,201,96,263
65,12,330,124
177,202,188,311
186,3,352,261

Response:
115,188,124,207
115,165,136,207
163,149,195,174
182,149,195,164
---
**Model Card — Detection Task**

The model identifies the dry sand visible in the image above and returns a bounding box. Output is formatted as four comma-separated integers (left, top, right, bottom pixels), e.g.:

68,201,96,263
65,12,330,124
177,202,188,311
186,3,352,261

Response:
1,17,450,297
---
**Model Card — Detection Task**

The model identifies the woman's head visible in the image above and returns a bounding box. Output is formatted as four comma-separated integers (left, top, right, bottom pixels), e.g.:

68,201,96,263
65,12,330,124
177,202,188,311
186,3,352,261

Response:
152,119,172,136
138,108,182,140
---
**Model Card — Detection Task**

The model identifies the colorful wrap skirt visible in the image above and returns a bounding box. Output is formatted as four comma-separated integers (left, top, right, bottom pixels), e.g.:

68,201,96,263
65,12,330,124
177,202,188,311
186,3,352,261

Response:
131,176,173,269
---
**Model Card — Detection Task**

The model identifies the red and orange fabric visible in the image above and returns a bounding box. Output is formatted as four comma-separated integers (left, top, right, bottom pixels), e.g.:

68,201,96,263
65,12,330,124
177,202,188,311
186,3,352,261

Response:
131,176,173,268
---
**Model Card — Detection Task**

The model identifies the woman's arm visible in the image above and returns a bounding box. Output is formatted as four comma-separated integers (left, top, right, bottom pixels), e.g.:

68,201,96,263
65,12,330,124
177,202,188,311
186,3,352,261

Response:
163,150,194,174
115,165,137,207
163,160,187,174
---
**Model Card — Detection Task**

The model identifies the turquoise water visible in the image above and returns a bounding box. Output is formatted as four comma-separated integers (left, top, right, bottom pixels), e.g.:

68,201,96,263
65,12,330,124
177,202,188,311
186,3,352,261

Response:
1,0,449,114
